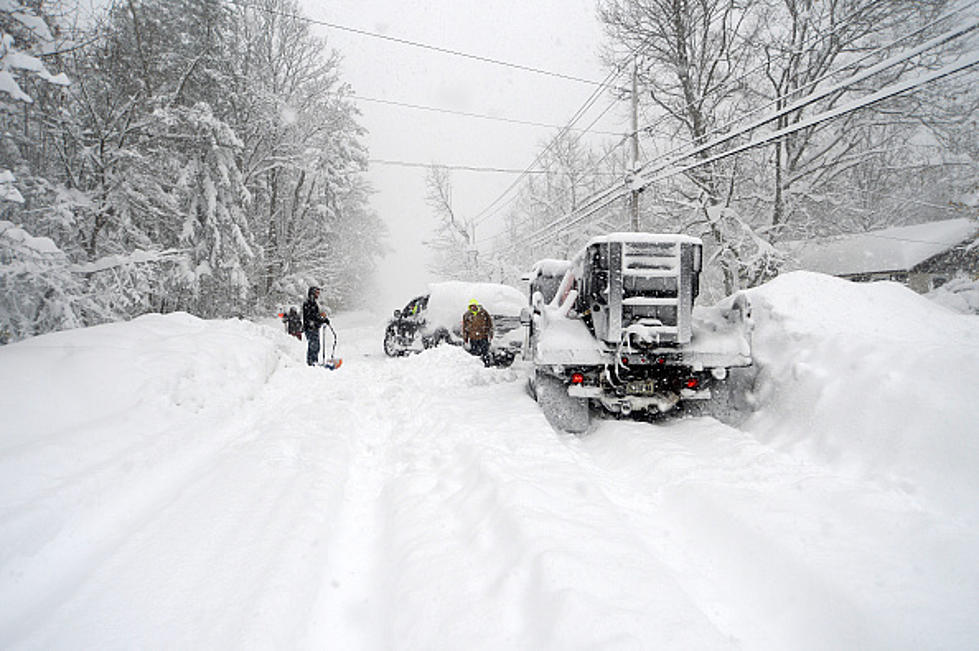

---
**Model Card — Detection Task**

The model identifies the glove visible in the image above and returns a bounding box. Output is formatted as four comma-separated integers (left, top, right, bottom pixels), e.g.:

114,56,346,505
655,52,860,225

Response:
323,316,331,326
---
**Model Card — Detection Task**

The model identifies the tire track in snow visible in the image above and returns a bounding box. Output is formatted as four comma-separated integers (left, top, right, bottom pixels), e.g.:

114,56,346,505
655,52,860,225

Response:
301,354,414,650
345,349,737,649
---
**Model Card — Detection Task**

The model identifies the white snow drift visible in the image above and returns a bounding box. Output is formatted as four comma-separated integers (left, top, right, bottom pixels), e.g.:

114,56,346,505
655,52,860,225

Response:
1,272,977,650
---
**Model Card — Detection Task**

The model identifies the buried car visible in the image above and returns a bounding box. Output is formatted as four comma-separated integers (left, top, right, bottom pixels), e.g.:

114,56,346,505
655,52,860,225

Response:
383,281,525,364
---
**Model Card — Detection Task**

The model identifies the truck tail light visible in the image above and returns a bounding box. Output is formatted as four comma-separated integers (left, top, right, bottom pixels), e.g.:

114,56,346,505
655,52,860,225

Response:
685,378,699,389
571,373,584,384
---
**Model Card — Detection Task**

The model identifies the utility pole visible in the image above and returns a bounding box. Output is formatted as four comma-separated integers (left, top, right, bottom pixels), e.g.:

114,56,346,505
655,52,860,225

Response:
630,58,641,231
467,221,478,275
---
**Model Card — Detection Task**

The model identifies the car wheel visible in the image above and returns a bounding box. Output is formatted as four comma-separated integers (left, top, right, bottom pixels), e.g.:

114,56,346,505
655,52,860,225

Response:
383,326,402,357
432,328,450,347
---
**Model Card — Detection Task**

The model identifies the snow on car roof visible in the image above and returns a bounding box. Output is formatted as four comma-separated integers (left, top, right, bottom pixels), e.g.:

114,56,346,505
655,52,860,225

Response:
424,281,526,330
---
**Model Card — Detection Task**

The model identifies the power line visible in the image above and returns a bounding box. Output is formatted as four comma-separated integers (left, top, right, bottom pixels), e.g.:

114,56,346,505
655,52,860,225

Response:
472,95,624,228
480,3,918,249
353,94,622,135
231,0,634,231
231,0,611,87
475,137,634,252
512,23,979,253
521,1,979,251
468,41,652,229
368,158,622,175
476,5,864,246
635,3,979,165
477,135,632,249
633,17,979,183
528,53,979,248
557,16,979,247
467,70,621,227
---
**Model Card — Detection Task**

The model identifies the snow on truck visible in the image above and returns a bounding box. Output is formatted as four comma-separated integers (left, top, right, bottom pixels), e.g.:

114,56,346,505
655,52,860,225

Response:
521,233,752,432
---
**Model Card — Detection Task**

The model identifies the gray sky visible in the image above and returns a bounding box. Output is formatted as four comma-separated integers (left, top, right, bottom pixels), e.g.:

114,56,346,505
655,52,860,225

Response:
298,0,629,309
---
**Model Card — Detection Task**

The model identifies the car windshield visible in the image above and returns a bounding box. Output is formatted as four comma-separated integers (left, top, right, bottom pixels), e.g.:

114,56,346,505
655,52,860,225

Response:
403,296,428,315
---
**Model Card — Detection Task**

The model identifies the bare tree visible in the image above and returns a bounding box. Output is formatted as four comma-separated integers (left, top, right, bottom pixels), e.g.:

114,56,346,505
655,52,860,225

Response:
596,0,976,296
423,165,477,280
492,131,633,280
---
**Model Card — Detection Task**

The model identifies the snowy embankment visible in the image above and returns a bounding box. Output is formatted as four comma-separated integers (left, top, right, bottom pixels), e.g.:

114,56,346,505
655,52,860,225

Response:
745,271,979,516
1,273,977,649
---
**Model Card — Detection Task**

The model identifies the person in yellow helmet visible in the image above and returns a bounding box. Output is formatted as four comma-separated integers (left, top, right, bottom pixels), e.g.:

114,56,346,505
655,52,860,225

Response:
462,299,494,366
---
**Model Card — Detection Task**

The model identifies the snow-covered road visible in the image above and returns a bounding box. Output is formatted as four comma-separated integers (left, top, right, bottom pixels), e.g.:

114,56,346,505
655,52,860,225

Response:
2,274,978,649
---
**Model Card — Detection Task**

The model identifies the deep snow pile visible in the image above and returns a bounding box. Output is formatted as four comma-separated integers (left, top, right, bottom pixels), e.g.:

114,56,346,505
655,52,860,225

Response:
744,271,979,519
0,313,285,448
0,273,977,650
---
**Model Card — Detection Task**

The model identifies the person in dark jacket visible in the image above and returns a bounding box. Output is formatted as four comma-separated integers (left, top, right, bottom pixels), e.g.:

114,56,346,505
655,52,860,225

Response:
303,286,330,365
282,307,302,340
462,299,493,366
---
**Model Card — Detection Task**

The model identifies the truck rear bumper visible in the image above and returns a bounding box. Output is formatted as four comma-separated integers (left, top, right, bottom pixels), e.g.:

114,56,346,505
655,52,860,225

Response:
568,383,712,414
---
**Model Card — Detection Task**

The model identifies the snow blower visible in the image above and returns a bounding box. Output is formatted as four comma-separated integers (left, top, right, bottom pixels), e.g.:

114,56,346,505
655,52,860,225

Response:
320,323,343,370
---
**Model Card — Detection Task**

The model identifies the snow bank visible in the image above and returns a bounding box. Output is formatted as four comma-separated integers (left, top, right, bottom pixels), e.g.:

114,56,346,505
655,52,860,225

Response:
743,271,979,518
0,313,303,647
1,297,976,648
0,312,290,451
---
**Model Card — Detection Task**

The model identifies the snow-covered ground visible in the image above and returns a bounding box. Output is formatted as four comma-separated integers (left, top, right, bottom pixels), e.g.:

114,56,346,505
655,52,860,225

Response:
1,272,977,650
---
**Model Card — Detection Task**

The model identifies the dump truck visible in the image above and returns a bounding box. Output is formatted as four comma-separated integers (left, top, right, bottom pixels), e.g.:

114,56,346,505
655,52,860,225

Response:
521,233,752,432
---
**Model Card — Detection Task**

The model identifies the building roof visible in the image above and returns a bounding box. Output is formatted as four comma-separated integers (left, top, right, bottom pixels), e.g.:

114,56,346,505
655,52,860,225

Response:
783,218,978,276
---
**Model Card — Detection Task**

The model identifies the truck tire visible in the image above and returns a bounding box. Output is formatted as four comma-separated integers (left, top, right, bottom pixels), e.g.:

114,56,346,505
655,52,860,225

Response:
681,369,753,426
535,370,590,433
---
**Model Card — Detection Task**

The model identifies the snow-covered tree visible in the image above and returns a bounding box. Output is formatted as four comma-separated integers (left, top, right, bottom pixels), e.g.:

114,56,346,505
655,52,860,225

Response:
150,103,255,316
0,0,70,205
0,1,85,341
0,0,382,338
490,132,633,284
586,0,978,295
0,219,105,339
225,0,381,310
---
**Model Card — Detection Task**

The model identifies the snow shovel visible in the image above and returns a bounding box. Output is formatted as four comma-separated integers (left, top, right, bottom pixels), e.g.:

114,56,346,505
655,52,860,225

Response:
320,323,343,370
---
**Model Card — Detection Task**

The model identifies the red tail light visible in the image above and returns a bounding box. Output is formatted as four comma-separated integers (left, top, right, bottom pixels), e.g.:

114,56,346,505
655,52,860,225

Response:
685,378,699,389
657,357,666,365
571,373,584,384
